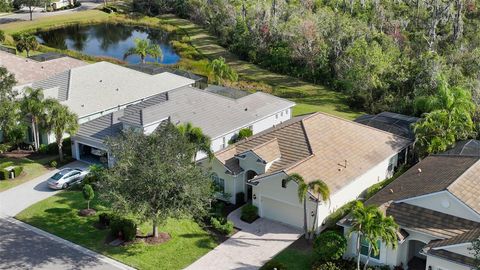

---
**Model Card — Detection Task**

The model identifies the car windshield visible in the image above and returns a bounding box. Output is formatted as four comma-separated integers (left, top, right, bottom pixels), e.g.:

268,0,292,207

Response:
51,169,72,180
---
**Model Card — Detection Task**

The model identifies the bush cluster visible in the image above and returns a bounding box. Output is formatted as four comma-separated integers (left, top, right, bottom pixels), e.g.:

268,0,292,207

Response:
210,217,234,235
313,231,347,261
109,216,137,241
240,204,258,223
312,259,391,270
38,138,72,156
0,162,23,180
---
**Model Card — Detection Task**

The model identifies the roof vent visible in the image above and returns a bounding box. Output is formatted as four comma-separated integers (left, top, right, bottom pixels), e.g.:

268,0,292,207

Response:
244,108,248,111
99,79,103,83
81,104,85,107
116,88,119,91
389,189,394,194
418,168,422,173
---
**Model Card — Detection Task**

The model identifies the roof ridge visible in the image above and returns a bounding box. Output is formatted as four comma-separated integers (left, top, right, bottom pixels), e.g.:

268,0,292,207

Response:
250,137,278,152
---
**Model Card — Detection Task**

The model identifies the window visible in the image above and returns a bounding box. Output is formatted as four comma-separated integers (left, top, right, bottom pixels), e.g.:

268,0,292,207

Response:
211,173,225,193
360,236,380,260
281,179,287,188
281,111,284,117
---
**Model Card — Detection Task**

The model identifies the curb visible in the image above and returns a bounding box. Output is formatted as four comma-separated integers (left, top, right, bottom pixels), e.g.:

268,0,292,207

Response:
0,215,136,270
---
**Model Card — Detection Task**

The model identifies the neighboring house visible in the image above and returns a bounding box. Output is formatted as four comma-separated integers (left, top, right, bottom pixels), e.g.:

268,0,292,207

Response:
339,142,480,270
14,61,195,146
70,83,294,166
210,112,412,231
50,0,74,9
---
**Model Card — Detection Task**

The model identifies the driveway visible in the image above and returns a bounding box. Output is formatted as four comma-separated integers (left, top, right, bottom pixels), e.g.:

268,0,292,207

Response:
0,160,133,270
185,208,302,270
0,0,101,24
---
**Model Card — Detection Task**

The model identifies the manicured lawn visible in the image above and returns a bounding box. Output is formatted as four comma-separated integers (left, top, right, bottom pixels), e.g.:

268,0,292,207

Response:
0,155,57,192
16,191,217,270
266,244,315,270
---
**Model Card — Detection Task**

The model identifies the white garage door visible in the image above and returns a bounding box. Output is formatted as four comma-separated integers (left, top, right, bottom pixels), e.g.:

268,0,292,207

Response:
260,197,303,228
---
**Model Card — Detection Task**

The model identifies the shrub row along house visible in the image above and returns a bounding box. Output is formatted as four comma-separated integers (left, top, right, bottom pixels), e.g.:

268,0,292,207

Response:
209,112,413,230
339,141,480,270
9,59,294,166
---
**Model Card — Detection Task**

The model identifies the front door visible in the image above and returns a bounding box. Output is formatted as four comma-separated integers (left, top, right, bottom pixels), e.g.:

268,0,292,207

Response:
246,185,252,202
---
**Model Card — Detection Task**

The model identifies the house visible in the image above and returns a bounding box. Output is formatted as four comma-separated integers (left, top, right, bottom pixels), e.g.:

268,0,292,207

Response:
210,112,412,230
339,142,480,270
14,61,195,146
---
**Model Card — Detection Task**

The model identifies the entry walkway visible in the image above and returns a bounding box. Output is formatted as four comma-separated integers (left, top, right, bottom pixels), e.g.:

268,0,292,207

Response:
185,207,302,270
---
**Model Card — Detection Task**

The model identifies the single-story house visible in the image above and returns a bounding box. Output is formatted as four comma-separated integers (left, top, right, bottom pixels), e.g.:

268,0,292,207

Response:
71,84,294,166
210,112,412,231
339,142,480,270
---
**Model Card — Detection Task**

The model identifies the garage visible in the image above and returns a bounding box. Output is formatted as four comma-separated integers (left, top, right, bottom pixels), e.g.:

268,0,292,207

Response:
260,196,304,228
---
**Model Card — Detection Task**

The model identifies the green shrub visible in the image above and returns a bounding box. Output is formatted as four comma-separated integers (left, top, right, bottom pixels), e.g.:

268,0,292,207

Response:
323,201,355,228
210,217,234,235
38,144,48,154
240,204,258,223
0,161,14,169
312,261,341,270
314,231,347,261
50,160,57,168
0,169,9,180
260,260,287,270
13,166,23,177
110,216,137,241
82,184,95,209
98,213,112,227
0,143,12,154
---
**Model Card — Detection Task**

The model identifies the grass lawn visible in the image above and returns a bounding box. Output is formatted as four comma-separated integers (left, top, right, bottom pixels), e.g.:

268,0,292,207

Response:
16,191,217,270
0,155,57,192
266,242,315,270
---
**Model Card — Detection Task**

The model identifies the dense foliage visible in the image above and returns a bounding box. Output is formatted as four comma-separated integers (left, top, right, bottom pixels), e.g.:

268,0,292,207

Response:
313,231,347,261
135,0,480,118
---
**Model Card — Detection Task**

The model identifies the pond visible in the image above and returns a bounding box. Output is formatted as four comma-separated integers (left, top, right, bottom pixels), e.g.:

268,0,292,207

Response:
35,23,181,65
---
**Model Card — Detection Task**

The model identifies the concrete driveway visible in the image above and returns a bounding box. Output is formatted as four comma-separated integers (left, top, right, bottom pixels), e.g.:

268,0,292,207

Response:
0,160,133,270
0,160,89,217
0,0,101,24
185,208,302,270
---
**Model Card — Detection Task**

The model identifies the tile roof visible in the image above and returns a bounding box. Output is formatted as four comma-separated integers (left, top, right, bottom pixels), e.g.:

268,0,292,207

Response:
426,228,480,249
29,70,70,101
75,110,124,144
386,203,478,239
216,112,411,193
0,50,86,85
119,92,169,126
245,138,281,164
427,249,477,267
366,155,480,209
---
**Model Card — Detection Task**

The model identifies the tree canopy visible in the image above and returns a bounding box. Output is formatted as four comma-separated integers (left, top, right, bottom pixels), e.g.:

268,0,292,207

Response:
100,123,213,238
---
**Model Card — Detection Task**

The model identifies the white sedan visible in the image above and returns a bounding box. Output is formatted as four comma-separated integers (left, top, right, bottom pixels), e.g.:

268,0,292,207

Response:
47,168,88,190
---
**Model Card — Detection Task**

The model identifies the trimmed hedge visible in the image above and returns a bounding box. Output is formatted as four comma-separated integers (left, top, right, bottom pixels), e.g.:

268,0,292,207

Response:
210,217,234,235
0,164,23,180
313,230,347,261
0,169,8,180
240,204,258,223
110,216,137,241
13,166,23,177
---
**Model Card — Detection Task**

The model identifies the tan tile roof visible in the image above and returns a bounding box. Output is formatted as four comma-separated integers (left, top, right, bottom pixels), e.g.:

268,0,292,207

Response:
215,112,411,193
426,228,480,249
427,249,477,267
448,161,480,214
367,155,480,214
0,51,86,85
248,138,281,163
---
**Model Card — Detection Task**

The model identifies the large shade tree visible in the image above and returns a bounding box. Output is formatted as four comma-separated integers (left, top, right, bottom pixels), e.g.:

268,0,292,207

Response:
123,38,162,64
0,67,18,143
177,122,212,160
413,76,476,154
100,123,213,238
44,100,79,162
20,87,47,151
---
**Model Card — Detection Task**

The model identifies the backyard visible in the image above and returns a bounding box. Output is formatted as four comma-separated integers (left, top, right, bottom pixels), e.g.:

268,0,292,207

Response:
0,155,57,192
0,10,363,120
16,190,218,270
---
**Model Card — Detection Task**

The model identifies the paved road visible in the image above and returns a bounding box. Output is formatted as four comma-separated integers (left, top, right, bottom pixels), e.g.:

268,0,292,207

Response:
0,161,133,270
185,207,302,270
0,0,101,24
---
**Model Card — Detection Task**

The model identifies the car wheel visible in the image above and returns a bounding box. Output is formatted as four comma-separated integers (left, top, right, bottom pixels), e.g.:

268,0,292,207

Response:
62,183,69,189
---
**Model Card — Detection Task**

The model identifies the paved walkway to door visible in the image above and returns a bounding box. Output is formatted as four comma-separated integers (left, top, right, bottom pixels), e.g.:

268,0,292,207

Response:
185,207,302,270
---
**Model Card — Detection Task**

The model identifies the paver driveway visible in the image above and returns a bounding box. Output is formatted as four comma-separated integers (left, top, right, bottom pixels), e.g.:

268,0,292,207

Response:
185,208,302,270
0,161,133,270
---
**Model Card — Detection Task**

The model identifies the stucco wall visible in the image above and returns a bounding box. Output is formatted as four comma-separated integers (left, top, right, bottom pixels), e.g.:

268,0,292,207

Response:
401,191,480,222
443,244,474,257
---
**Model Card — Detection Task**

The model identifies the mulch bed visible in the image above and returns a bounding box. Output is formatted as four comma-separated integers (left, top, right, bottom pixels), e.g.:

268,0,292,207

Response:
136,233,172,245
1,150,37,159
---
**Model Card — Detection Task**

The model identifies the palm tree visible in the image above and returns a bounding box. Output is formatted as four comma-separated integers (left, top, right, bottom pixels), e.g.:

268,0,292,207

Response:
362,213,398,270
177,122,212,160
20,88,46,151
207,57,238,84
44,101,79,162
308,179,330,239
13,34,39,57
285,173,309,239
123,38,162,64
